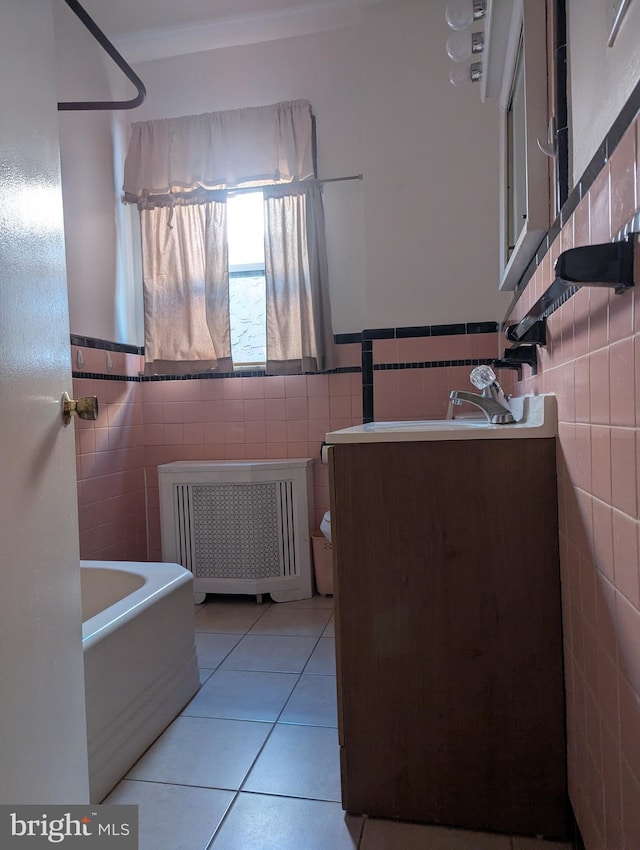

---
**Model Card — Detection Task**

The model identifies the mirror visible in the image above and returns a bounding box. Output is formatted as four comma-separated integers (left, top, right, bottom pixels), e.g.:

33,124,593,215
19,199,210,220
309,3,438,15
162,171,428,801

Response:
506,39,527,259
485,0,552,291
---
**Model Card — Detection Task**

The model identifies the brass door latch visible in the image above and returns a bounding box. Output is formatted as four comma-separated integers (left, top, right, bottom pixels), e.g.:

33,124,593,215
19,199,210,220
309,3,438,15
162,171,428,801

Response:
62,392,99,425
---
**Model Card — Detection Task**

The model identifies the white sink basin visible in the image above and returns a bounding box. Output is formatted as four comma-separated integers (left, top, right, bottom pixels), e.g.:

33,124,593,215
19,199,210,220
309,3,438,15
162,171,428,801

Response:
326,394,557,444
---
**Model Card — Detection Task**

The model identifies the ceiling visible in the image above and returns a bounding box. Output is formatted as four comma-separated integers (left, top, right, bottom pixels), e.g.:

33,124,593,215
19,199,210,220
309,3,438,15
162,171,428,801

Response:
78,0,392,63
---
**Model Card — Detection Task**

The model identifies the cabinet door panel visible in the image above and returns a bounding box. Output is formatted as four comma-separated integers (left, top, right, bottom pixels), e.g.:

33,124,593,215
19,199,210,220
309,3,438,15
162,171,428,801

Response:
331,439,568,838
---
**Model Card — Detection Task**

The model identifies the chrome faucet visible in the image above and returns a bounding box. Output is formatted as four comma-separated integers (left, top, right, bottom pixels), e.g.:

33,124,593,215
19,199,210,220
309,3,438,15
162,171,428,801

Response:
449,366,515,425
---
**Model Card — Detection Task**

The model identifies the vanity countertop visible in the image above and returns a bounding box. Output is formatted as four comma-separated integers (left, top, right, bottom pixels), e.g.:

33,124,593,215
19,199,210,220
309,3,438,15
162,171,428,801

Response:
326,394,557,444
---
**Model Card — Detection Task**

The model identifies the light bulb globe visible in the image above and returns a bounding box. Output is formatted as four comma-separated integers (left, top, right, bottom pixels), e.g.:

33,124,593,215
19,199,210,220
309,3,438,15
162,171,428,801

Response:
449,65,471,87
446,30,472,62
445,0,474,31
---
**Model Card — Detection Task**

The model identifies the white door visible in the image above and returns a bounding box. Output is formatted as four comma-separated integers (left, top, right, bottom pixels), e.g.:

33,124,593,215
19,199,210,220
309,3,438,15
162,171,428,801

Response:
0,0,89,802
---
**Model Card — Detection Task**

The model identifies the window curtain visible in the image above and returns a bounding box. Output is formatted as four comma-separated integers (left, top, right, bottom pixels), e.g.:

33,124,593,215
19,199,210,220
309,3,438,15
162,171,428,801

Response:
123,100,315,202
141,194,232,375
263,180,335,374
124,99,333,374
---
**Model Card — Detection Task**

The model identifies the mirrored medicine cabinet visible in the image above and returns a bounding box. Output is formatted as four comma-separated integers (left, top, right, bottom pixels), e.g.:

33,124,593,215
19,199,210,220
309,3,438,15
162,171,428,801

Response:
483,0,552,291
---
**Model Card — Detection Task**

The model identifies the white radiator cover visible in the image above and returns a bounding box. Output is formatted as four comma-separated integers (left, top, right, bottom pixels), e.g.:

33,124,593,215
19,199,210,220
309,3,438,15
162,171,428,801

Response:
158,459,315,602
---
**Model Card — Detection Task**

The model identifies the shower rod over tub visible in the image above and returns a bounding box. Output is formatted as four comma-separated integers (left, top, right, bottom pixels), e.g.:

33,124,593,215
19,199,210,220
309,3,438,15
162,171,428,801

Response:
57,0,146,112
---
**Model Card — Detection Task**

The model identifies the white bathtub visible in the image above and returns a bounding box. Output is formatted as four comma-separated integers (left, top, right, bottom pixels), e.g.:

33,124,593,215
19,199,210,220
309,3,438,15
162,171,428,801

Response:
81,560,200,803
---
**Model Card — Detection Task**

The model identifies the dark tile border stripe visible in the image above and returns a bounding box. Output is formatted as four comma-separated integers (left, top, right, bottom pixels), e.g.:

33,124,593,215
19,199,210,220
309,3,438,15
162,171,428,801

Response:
465,321,499,334
374,358,495,371
359,322,499,419
73,372,141,381
430,323,466,337
361,339,373,421
72,366,362,383
72,322,498,363
145,366,361,380
362,321,498,340
395,325,432,338
363,328,394,340
363,356,497,422
72,323,499,425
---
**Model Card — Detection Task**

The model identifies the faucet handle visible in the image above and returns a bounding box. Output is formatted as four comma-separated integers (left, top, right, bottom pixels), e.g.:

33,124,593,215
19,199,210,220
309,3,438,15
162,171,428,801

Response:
470,365,497,390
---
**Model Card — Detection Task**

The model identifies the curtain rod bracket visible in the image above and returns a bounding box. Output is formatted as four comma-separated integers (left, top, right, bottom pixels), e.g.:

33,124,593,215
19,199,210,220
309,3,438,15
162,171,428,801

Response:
57,0,146,112
318,174,363,185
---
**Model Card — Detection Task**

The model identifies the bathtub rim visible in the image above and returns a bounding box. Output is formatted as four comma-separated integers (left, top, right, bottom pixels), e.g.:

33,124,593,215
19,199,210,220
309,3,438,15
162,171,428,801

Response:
81,560,193,651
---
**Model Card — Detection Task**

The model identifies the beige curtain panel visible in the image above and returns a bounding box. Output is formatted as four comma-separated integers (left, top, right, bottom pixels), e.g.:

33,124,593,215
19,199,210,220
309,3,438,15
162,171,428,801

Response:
123,100,315,203
264,181,335,374
129,99,334,376
141,197,232,375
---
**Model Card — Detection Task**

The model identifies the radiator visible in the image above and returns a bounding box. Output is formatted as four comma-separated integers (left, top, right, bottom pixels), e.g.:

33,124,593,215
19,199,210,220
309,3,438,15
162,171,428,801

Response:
158,459,314,603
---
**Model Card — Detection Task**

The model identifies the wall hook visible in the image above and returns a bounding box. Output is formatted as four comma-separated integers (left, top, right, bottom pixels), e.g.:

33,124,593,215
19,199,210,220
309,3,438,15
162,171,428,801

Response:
58,0,146,111
537,116,557,158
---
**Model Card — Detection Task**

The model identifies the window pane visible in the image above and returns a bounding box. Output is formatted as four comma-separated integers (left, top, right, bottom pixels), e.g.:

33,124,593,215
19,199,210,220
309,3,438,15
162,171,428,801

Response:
228,191,266,367
229,272,266,365
227,191,265,268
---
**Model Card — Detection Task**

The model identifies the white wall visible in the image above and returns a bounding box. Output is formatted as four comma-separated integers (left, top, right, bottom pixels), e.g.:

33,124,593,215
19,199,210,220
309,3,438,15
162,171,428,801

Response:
57,0,509,341
54,0,142,345
359,2,505,328
567,0,640,183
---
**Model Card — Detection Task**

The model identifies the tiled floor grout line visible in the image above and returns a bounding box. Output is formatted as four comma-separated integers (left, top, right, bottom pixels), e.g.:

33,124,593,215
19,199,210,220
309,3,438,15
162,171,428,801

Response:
196,598,282,850
115,600,570,848
204,783,350,850
203,790,243,850
196,599,335,849
191,596,274,671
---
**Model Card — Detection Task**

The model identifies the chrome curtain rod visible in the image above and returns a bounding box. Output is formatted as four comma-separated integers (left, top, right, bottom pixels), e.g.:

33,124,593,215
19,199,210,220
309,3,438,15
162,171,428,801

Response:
225,175,363,196
58,0,146,111
122,174,365,203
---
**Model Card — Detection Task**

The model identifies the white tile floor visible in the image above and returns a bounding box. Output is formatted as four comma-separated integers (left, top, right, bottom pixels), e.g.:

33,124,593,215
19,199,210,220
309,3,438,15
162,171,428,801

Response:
105,594,574,850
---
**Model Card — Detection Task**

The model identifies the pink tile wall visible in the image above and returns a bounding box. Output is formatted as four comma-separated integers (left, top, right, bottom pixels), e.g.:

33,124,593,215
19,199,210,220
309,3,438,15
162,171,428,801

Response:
72,347,147,561
72,335,506,563
510,119,639,849
142,369,362,559
72,346,362,562
373,332,508,421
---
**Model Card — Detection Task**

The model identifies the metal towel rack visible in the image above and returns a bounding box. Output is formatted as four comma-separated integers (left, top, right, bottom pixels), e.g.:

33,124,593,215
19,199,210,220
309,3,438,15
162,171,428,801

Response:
58,0,146,111
505,226,638,344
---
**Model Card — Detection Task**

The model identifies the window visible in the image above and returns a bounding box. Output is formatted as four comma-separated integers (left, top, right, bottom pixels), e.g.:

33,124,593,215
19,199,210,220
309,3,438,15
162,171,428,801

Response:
125,102,334,375
227,191,266,369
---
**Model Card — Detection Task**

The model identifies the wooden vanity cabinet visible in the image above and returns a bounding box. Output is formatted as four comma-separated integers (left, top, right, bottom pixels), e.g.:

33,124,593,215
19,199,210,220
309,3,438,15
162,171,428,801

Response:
329,437,569,839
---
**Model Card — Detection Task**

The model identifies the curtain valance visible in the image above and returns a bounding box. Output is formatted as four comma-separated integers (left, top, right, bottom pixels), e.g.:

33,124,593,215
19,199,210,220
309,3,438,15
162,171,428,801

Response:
123,100,314,206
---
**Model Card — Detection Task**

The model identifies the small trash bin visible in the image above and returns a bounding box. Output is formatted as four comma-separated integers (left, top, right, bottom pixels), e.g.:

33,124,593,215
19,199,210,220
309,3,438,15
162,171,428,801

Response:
311,531,333,596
